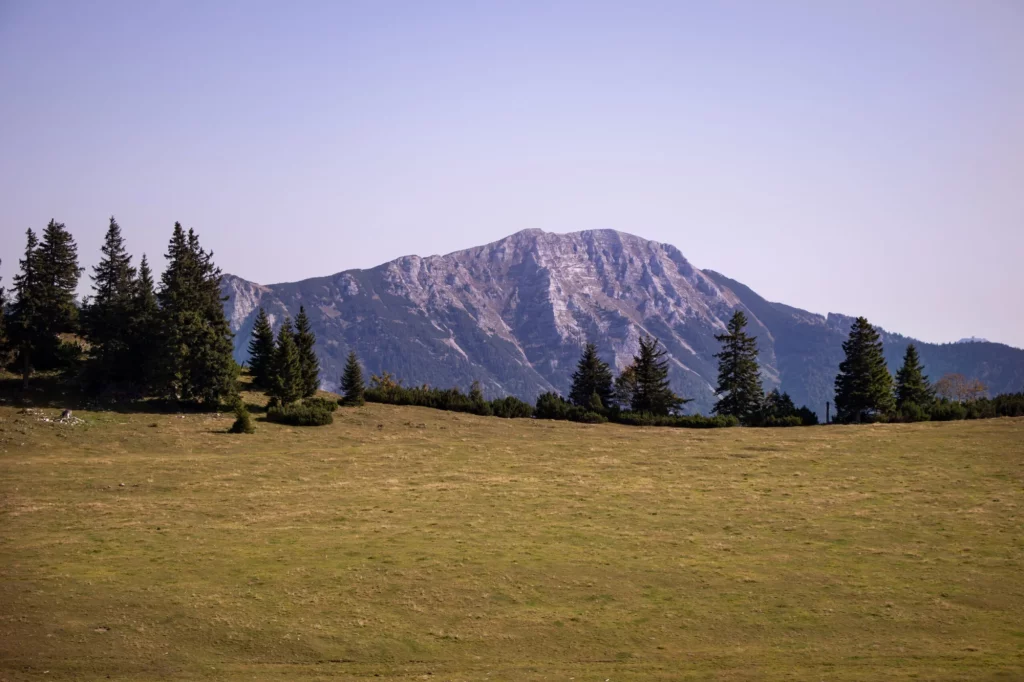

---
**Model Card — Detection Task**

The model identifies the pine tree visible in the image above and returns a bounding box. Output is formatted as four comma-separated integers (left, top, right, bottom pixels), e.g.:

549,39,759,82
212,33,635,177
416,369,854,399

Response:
293,305,320,397
83,217,137,389
269,318,302,405
10,224,82,384
10,230,41,388
128,254,160,393
247,307,276,389
630,335,686,415
340,350,365,406
613,363,638,409
157,223,237,408
763,389,797,418
568,342,614,409
0,261,6,355
834,316,895,423
712,310,764,423
894,343,933,409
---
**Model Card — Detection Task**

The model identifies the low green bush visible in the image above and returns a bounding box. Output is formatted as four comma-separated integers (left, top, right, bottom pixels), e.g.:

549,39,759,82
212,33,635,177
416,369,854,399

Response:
228,404,255,433
490,396,534,419
929,400,966,422
301,396,339,413
266,401,334,426
612,412,738,428
757,415,804,427
896,402,930,423
533,392,606,423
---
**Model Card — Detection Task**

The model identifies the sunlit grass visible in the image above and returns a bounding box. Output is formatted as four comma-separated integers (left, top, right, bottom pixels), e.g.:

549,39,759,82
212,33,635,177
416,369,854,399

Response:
1,399,1022,680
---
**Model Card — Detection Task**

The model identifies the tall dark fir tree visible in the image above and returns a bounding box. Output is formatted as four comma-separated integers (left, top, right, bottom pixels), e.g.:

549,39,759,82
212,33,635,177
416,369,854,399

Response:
629,335,685,415
269,318,302,405
293,305,320,398
10,222,82,386
84,217,137,389
712,310,764,423
340,350,365,406
834,316,895,423
247,307,276,389
128,254,161,392
157,223,237,407
894,343,933,409
568,342,614,410
9,230,40,388
0,259,5,355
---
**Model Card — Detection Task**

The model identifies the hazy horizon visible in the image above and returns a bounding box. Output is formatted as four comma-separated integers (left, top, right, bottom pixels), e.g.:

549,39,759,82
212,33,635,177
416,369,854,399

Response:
2,1,1022,347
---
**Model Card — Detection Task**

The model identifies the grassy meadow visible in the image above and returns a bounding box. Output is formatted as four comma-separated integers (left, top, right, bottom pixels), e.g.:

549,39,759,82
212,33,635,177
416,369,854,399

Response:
1,397,1022,681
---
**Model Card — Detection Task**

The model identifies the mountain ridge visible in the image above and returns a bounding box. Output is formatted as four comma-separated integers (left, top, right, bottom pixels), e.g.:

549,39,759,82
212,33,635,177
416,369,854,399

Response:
221,229,1024,417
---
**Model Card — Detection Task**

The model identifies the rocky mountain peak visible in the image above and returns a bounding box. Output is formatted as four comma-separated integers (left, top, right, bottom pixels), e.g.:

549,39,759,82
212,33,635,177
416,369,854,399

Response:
221,230,1024,417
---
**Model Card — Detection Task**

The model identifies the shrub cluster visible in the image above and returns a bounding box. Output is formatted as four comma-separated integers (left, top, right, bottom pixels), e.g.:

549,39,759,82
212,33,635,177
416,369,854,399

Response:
894,393,1024,423
365,380,535,419
612,411,739,428
534,392,606,423
266,398,335,426
490,395,535,419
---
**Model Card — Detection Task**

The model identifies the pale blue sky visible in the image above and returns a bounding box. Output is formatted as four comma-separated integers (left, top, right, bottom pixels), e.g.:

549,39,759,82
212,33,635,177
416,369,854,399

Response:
1,1,1022,346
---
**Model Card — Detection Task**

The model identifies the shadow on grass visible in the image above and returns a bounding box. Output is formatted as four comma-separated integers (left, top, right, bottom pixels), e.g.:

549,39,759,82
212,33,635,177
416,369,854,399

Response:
0,375,270,416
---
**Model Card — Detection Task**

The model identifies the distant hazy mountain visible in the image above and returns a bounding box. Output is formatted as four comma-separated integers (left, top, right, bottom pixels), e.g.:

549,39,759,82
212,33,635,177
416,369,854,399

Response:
222,229,1024,417
956,336,990,344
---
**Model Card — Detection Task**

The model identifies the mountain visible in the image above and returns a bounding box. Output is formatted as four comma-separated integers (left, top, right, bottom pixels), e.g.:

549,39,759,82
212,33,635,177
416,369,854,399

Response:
221,229,1024,418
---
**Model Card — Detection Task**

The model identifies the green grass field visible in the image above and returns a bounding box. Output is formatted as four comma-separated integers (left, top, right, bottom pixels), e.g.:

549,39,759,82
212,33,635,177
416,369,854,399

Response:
1,400,1022,681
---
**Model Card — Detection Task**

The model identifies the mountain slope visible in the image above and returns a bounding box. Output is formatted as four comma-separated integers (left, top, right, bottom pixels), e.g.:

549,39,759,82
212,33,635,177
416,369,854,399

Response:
222,229,1024,417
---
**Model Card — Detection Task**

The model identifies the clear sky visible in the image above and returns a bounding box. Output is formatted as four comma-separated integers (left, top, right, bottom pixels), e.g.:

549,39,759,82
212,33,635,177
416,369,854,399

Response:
1,1,1022,347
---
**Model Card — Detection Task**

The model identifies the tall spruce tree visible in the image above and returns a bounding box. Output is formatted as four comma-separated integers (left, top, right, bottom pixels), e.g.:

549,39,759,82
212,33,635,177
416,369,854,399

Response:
128,254,160,393
84,217,137,389
834,316,895,422
630,335,685,415
0,261,5,355
157,223,237,407
10,223,82,386
247,307,276,389
340,350,365,406
894,343,933,409
293,306,320,397
269,318,302,404
712,310,764,423
568,342,614,409
9,230,41,388
613,362,638,409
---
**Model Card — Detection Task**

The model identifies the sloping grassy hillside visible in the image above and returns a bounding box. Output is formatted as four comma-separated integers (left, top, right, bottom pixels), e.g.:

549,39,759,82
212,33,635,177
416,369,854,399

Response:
1,403,1022,680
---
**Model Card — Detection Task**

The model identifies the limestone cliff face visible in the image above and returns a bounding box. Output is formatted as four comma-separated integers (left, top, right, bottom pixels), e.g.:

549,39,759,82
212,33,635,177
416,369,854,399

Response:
222,229,1024,416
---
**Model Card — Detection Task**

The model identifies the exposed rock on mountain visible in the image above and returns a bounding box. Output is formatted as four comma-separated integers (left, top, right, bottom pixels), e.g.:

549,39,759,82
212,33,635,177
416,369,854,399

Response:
222,229,1024,417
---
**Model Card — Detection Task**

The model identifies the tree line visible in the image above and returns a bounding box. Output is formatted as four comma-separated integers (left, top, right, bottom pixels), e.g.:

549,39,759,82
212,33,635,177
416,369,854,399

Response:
3,218,1019,429
2,218,237,407
829,316,1023,423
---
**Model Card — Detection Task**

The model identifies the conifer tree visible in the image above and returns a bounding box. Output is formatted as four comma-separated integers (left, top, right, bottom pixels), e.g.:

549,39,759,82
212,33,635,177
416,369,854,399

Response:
10,230,41,388
713,310,764,423
10,223,81,384
630,335,686,415
128,254,160,393
834,316,895,423
84,217,137,389
568,342,614,409
613,363,638,409
293,305,320,397
340,350,365,406
157,223,237,407
269,318,302,405
894,343,933,409
0,261,5,355
247,307,276,389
